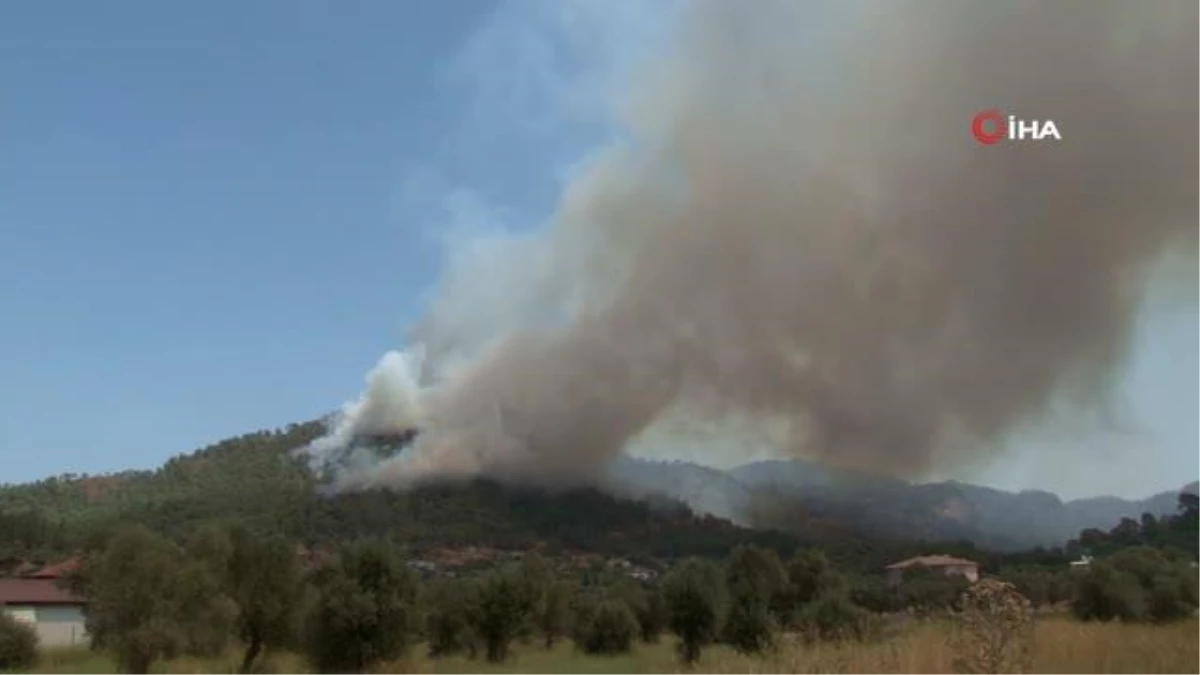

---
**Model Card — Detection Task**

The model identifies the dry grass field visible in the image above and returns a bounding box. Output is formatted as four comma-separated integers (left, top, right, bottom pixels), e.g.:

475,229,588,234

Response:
21,617,1198,674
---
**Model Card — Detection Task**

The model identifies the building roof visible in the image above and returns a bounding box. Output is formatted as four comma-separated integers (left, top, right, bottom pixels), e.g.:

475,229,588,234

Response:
885,555,978,570
27,558,81,579
0,578,85,605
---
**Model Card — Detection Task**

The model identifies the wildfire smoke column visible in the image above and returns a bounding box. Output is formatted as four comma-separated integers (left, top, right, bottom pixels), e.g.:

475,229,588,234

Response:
301,0,1199,492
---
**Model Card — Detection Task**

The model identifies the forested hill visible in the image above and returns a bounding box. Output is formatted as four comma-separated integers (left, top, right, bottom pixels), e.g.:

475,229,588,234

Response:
0,423,801,569
0,423,1026,574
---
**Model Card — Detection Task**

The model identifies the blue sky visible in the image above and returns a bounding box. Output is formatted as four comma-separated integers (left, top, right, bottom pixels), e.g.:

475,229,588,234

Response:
1,1,1194,499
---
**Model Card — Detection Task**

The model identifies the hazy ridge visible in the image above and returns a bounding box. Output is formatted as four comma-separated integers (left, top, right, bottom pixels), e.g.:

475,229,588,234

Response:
608,455,1198,551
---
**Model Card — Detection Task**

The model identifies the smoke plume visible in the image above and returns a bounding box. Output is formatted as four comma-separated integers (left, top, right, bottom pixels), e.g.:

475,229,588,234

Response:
301,0,1199,492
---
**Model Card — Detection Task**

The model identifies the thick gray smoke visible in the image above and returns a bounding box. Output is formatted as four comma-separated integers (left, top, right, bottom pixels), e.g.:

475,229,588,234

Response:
301,0,1198,492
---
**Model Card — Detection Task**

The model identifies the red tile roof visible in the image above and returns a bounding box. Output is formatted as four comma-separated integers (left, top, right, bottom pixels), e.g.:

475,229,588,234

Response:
27,558,81,579
0,578,85,605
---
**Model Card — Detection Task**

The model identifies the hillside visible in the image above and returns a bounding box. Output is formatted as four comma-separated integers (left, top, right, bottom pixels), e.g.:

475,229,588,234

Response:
0,422,799,570
1,421,1193,570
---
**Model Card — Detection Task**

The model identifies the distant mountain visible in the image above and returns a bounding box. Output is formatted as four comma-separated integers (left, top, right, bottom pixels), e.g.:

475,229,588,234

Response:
604,457,1197,551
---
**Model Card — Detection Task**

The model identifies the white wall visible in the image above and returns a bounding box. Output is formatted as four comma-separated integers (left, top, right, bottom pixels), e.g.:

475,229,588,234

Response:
3,606,36,624
34,605,85,623
3,604,90,648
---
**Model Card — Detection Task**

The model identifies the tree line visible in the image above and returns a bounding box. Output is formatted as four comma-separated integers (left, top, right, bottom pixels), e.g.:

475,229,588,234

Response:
3,507,1193,674
2,525,948,674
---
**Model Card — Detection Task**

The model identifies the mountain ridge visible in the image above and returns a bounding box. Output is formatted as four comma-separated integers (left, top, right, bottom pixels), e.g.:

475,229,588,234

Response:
609,456,1197,551
1,420,1194,557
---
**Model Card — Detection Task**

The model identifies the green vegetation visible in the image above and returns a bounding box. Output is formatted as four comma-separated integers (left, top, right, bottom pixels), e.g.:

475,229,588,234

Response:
576,599,639,656
661,558,726,665
304,540,421,673
0,424,799,572
0,423,1195,673
72,525,236,673
177,524,306,672
721,544,786,654
5,511,1199,674
424,579,478,659
0,613,38,672
1072,546,1198,623
467,562,538,664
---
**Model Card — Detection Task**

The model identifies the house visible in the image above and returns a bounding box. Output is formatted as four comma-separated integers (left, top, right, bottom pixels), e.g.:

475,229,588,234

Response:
627,567,657,582
1069,555,1093,571
885,555,980,586
0,577,89,647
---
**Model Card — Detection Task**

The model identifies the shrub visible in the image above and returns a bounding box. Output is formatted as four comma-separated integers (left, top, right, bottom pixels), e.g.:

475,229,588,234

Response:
1147,573,1197,623
1071,562,1145,622
1069,548,1200,624
578,599,639,655
949,579,1034,674
846,574,901,613
898,568,971,616
722,598,777,654
796,592,875,643
0,612,38,672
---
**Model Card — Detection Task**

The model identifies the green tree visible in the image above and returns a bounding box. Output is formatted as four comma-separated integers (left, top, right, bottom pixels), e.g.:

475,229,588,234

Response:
1180,492,1199,514
79,525,236,674
537,580,573,649
771,549,844,626
998,567,1046,606
1103,547,1198,622
786,549,837,605
662,558,727,665
626,585,667,644
425,579,478,658
514,552,552,643
722,545,787,654
642,588,668,644
201,526,306,673
578,598,639,656
304,540,421,673
467,564,539,662
0,612,38,672
1071,562,1145,622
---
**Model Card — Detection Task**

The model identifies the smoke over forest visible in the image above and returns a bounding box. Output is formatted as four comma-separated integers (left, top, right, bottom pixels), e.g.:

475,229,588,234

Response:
299,0,1199,494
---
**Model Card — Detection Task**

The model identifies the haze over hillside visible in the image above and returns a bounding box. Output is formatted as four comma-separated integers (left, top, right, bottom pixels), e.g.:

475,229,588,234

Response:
2,420,1194,556
606,456,1197,551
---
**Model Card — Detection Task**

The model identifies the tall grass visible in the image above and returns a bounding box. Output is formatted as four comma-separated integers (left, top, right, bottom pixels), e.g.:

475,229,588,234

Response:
19,617,1198,674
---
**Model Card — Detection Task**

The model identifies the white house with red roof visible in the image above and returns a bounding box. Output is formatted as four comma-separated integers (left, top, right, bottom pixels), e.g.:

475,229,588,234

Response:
0,558,89,647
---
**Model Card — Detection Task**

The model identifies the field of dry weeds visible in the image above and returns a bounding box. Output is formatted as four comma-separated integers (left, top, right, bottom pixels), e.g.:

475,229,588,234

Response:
32,619,1200,667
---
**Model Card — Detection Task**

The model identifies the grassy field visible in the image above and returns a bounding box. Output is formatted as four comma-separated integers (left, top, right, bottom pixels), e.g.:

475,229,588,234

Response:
20,617,1199,674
